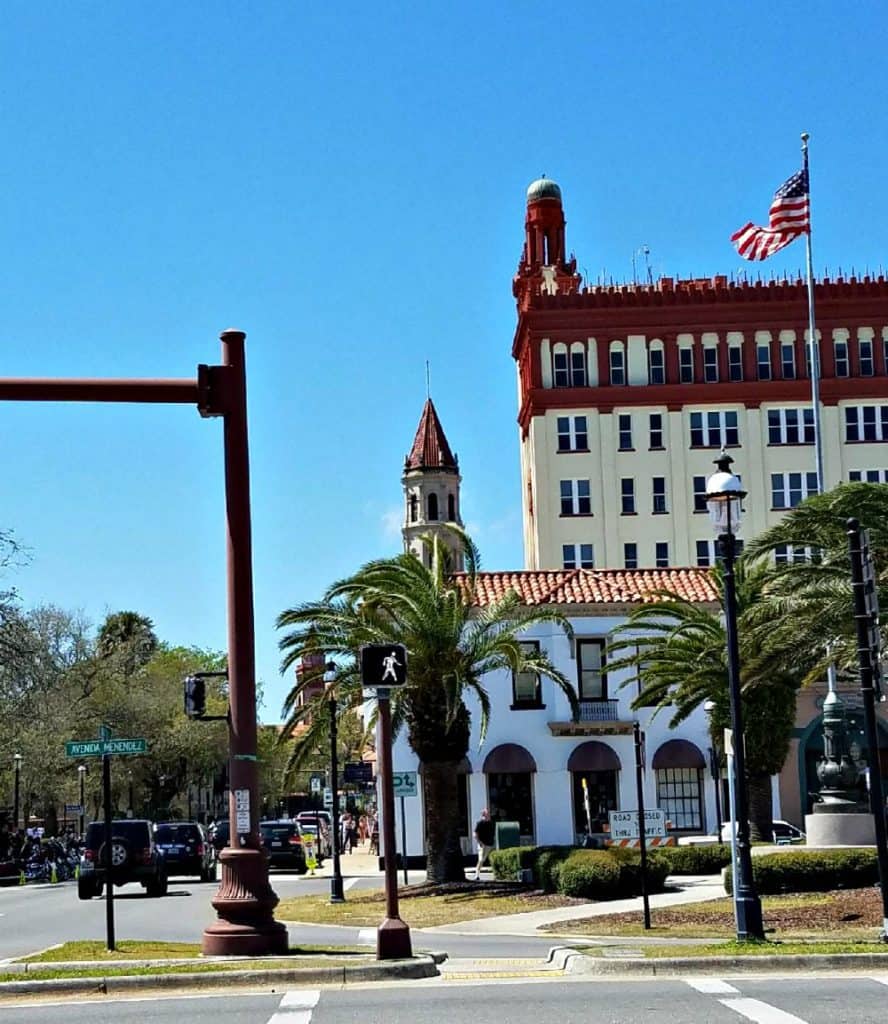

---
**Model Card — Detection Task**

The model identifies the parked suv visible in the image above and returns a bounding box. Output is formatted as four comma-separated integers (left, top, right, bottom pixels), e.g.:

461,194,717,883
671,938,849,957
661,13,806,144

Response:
153,822,216,881
78,819,167,899
259,820,308,872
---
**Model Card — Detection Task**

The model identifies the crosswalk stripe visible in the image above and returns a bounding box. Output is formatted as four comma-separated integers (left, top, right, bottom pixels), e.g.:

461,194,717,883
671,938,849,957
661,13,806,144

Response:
686,978,739,994
719,996,809,1024
267,989,321,1024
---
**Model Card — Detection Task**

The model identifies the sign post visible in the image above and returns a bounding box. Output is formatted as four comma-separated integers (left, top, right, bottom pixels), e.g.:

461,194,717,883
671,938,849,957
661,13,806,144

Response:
633,722,651,930
360,643,411,960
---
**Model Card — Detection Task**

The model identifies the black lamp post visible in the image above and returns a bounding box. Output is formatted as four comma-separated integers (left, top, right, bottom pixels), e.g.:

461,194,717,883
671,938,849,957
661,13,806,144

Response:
78,764,87,837
325,661,345,903
705,449,764,941
13,754,22,832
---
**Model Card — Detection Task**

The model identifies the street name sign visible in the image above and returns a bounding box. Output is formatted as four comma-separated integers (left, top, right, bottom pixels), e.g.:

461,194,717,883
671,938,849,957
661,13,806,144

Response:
392,771,418,798
65,738,148,757
608,809,666,840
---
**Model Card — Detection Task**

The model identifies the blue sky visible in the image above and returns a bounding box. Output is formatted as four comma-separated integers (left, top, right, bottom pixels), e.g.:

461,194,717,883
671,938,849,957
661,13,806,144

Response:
3,3,886,720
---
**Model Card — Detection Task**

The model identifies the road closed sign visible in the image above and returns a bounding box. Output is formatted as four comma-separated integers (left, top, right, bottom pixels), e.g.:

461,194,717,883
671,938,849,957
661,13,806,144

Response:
608,809,666,840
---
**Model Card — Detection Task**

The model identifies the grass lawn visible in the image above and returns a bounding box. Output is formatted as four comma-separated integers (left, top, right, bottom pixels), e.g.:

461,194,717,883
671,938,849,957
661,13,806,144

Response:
544,888,884,941
0,957,367,983
278,885,575,929
639,939,888,958
19,940,367,963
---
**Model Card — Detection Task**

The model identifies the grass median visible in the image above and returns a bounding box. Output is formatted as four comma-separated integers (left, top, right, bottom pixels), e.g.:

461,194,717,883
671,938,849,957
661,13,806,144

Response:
19,940,367,963
544,888,885,941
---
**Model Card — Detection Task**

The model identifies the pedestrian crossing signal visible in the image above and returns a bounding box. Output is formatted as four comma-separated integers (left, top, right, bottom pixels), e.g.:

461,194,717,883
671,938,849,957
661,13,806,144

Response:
360,644,408,688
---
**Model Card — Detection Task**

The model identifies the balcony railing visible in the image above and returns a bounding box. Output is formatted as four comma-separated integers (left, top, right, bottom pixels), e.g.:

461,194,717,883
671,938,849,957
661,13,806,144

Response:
578,699,620,722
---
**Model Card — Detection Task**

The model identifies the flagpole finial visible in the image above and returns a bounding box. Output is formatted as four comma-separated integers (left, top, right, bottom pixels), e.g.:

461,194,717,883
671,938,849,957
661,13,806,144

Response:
801,131,809,147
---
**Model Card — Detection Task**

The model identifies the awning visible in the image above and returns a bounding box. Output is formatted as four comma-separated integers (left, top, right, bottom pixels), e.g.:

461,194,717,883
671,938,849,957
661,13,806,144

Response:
567,740,621,772
482,743,536,773
652,738,706,770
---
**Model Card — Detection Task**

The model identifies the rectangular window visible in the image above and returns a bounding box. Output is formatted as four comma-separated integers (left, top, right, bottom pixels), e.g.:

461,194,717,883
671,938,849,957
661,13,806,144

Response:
774,544,816,565
728,345,743,381
679,347,694,383
835,340,849,377
859,338,874,376
757,342,772,381
648,347,665,385
649,413,664,449
656,768,702,831
618,413,633,450
562,543,594,569
845,405,888,442
849,469,888,483
571,349,587,387
624,542,638,569
696,539,716,567
610,349,625,386
771,471,820,510
621,478,636,515
767,407,815,445
652,477,667,514
560,479,592,515
577,639,606,701
655,542,669,568
557,415,588,452
703,347,719,383
781,342,796,380
512,640,542,707
553,349,569,387
690,410,739,447
692,475,707,513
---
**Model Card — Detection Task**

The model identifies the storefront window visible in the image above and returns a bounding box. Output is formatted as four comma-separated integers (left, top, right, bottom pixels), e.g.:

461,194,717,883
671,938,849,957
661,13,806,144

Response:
487,772,534,838
571,770,618,834
656,767,703,830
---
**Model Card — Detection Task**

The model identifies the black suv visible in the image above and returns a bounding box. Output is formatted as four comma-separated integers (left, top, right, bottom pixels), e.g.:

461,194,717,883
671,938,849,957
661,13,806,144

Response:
153,822,216,881
78,819,167,899
259,820,308,872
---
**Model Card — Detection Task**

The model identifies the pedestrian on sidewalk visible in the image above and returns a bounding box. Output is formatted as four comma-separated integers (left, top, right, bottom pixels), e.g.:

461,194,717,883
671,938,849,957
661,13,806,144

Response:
472,808,495,880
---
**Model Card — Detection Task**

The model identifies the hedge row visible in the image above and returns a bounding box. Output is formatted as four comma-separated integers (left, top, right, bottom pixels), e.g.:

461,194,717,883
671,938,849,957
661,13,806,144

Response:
648,844,734,875
489,844,668,900
724,848,880,895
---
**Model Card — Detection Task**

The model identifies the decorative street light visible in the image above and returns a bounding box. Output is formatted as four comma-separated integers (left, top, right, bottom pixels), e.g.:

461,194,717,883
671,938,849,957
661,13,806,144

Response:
705,449,765,941
78,764,87,837
325,660,345,903
13,754,22,832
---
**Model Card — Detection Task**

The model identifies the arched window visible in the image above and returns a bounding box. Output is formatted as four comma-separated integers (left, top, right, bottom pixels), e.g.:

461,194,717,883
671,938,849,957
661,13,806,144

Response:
408,494,418,523
609,341,625,386
447,493,456,521
569,342,587,387
427,493,439,521
552,343,569,387
648,339,665,384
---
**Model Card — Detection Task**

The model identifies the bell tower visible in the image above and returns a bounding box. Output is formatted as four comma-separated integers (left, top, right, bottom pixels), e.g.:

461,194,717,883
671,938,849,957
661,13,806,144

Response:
402,399,464,570
512,176,581,309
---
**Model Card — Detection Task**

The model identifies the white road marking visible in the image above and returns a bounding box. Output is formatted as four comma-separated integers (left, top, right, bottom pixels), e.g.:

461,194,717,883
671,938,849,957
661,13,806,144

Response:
267,988,320,1024
686,978,740,994
344,877,360,891
357,927,377,944
719,996,809,1024
874,975,888,986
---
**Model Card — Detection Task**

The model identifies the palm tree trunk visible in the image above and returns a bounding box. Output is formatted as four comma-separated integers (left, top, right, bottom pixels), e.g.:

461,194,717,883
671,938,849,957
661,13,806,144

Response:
422,760,466,883
746,771,774,842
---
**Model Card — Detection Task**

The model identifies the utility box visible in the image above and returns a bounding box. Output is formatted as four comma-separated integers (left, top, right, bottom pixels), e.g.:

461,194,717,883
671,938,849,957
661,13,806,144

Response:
495,821,520,850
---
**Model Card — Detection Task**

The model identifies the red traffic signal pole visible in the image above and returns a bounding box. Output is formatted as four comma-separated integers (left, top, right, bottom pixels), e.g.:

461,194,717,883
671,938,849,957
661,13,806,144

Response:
0,328,286,957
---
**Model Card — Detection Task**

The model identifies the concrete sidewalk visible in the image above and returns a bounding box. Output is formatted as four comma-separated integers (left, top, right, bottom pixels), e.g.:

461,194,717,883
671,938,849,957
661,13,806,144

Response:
425,874,726,936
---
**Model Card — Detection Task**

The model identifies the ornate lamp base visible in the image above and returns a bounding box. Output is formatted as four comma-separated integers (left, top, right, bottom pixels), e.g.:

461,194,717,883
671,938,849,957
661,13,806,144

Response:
201,847,289,956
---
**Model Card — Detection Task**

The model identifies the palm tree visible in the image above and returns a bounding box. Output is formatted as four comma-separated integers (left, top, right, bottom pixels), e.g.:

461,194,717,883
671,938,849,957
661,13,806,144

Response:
276,530,579,882
742,483,888,687
97,611,158,677
606,559,797,839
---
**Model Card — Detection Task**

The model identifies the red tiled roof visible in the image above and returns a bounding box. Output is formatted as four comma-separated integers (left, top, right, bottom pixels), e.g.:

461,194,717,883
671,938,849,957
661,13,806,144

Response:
460,568,718,607
405,399,458,471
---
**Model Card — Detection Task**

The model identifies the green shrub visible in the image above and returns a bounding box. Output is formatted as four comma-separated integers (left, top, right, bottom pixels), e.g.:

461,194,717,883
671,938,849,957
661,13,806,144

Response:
724,848,880,895
650,844,733,876
489,846,533,880
557,850,622,898
533,846,574,892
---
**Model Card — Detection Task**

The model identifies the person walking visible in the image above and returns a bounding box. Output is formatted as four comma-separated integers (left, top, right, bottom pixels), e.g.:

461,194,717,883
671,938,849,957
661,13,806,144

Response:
473,808,495,880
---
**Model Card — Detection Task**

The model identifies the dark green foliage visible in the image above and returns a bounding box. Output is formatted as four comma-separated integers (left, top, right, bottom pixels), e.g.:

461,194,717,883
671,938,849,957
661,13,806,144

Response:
649,844,734,875
724,849,880,895
557,850,621,898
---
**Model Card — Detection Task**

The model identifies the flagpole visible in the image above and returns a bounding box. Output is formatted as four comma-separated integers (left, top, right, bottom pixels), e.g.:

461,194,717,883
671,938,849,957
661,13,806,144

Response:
801,132,825,493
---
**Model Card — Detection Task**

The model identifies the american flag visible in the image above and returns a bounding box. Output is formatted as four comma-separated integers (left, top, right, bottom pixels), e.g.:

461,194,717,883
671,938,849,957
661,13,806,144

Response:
731,168,810,261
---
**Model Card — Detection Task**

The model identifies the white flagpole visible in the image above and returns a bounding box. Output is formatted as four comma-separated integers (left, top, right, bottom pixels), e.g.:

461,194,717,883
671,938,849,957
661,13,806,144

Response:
801,132,825,492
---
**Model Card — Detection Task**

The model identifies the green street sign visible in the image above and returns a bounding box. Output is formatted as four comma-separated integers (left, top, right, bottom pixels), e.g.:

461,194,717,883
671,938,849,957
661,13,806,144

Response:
65,738,148,758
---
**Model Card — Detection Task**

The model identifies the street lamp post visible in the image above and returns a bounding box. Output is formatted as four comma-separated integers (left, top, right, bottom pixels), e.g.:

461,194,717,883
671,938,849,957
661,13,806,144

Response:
78,765,87,837
705,450,765,941
13,754,22,832
325,661,345,903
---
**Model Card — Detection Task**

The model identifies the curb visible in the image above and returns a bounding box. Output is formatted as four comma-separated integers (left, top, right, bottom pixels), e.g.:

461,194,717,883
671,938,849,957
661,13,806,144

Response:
0,955,441,997
546,945,888,976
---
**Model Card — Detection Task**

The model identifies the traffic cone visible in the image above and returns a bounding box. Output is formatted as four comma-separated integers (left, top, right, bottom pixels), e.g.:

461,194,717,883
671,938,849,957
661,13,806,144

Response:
50,863,58,884
74,864,80,879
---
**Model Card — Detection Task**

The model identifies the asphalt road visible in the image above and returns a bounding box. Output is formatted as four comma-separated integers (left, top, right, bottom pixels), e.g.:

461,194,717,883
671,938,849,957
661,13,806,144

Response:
3,976,888,1024
0,875,556,960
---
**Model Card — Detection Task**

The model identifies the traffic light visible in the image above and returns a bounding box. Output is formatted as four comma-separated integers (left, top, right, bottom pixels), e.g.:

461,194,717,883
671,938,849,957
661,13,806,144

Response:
184,675,206,719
